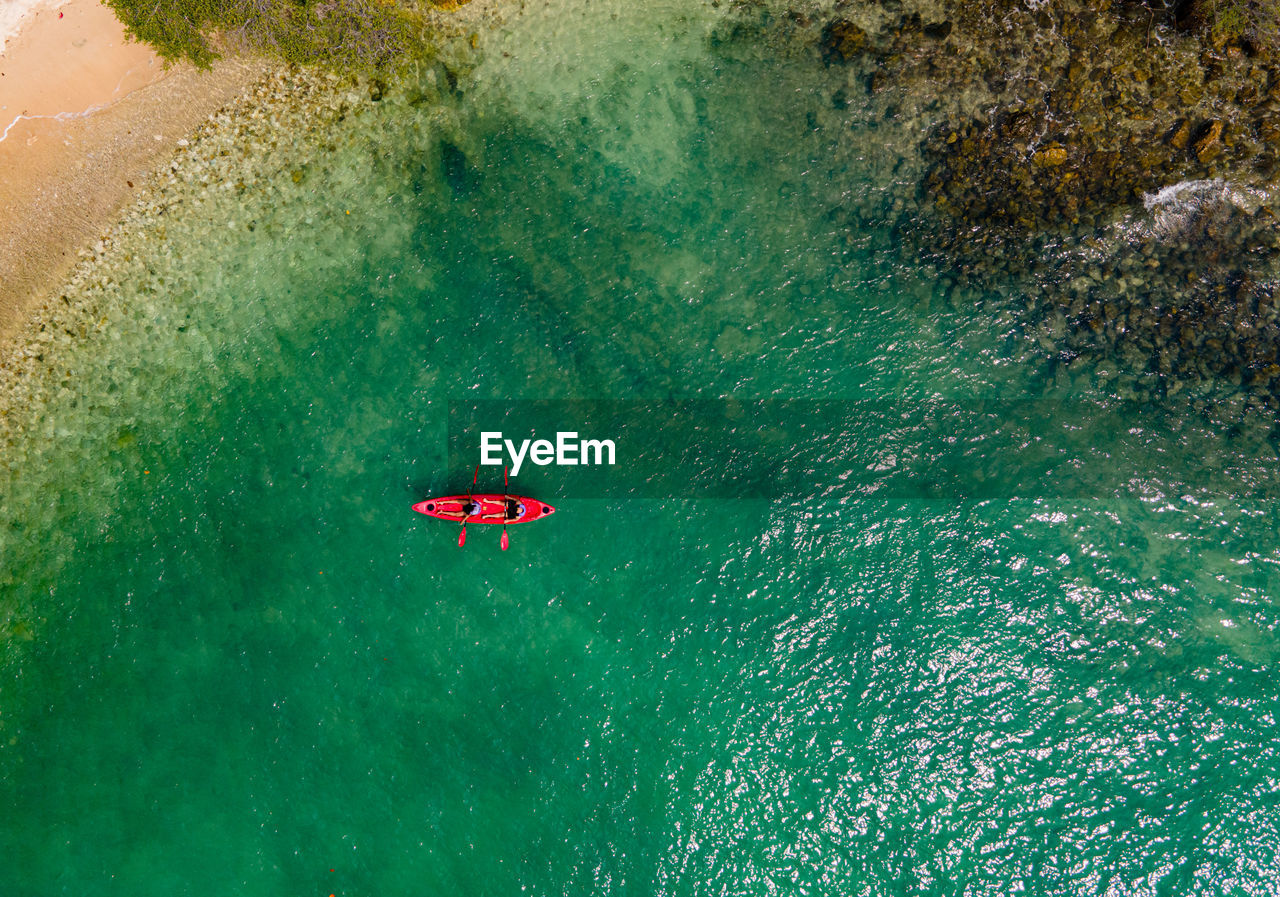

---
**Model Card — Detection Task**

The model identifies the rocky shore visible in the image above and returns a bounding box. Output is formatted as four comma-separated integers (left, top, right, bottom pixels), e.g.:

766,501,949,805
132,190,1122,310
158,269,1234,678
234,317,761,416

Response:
7,0,1280,446
802,0,1280,416
0,0,491,455
0,0,267,344
0,67,388,453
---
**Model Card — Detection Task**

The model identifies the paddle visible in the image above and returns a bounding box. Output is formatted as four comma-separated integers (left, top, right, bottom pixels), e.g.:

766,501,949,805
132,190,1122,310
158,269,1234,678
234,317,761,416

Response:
500,465,510,551
458,463,479,547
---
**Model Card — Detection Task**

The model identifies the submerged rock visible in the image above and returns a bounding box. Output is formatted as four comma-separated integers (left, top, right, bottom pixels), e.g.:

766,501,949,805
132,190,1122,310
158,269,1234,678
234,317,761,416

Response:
807,0,1280,409
1193,119,1224,162
820,21,868,63
1034,144,1068,167
922,21,952,40
440,140,470,195
758,0,1280,411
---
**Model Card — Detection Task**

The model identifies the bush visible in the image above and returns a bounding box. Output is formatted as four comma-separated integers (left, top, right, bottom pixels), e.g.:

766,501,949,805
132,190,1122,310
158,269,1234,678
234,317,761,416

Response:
105,0,420,71
1195,0,1280,42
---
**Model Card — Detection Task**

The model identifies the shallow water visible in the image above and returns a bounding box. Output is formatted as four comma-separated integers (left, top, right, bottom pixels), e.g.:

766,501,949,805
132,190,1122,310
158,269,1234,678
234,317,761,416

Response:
2,1,1280,894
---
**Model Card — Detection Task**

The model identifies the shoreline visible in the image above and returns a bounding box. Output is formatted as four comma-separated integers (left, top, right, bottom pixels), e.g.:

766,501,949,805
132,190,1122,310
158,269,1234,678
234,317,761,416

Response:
0,0,500,460
0,0,266,347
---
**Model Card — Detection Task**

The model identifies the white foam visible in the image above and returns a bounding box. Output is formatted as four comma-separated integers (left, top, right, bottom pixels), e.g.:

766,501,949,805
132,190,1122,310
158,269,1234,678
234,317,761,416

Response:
1138,178,1270,239
0,0,70,55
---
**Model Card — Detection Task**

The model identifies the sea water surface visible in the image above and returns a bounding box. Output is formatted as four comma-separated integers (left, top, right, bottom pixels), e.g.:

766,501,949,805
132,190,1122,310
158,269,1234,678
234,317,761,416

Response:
2,1,1279,894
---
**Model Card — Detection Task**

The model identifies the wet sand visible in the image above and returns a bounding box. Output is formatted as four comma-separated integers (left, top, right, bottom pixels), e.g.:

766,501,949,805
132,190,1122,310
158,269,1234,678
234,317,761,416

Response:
0,0,263,345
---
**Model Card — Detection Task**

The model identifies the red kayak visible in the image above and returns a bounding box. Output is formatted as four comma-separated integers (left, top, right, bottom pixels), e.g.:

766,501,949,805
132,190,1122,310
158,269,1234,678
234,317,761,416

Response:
418,466,554,549
412,494,556,524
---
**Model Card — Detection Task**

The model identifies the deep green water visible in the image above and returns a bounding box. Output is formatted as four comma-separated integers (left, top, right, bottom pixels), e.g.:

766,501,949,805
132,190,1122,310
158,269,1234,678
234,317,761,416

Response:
3,2,1280,894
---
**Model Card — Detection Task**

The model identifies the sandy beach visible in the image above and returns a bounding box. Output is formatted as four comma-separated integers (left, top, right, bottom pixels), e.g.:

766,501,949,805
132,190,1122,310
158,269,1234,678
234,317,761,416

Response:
0,0,263,345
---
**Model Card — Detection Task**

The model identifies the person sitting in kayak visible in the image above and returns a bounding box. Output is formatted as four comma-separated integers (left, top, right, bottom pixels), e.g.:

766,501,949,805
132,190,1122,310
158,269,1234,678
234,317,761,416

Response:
505,498,525,521
437,498,483,520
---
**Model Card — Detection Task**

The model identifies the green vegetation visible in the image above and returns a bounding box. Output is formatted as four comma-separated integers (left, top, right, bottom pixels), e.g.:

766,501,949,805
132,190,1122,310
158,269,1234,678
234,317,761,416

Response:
1194,0,1280,42
104,0,423,70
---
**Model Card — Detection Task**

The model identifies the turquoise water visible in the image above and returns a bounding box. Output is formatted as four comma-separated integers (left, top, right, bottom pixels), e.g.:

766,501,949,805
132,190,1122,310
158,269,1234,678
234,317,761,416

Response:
3,2,1280,894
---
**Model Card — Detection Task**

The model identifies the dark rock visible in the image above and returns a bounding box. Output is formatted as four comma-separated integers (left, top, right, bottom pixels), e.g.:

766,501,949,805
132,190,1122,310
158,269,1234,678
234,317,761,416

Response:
836,0,1280,410
440,141,471,195
1193,119,1224,162
820,21,868,63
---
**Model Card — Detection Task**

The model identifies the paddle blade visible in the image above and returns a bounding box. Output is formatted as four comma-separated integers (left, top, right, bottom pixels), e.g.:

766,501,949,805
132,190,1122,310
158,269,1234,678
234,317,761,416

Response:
501,529,509,551
458,525,467,547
